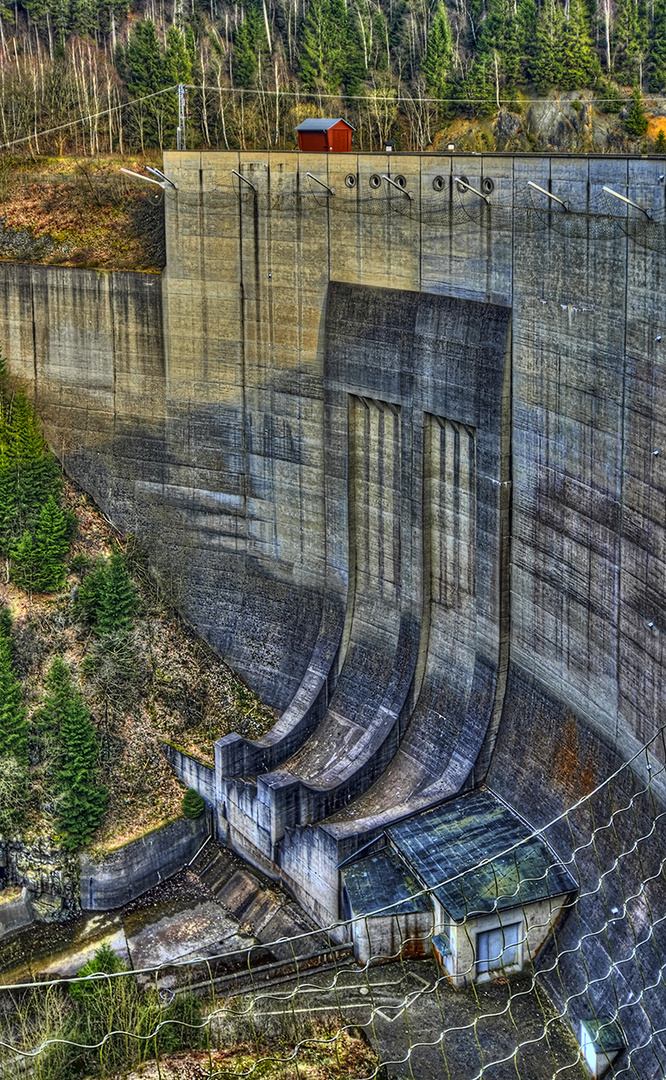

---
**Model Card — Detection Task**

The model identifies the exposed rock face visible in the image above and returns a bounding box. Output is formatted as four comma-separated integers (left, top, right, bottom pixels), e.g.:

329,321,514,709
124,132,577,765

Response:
493,108,529,151
450,91,666,154
0,836,80,921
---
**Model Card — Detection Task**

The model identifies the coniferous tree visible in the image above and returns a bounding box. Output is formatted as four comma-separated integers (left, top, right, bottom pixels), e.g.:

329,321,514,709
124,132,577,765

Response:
299,0,365,94
233,6,264,88
534,0,566,93
10,531,41,597
463,53,497,116
613,0,648,82
625,81,649,133
649,0,666,89
561,0,600,90
656,128,666,150
37,658,107,850
423,1,454,116
33,495,71,592
96,552,138,637
0,357,62,558
124,19,169,148
0,618,28,767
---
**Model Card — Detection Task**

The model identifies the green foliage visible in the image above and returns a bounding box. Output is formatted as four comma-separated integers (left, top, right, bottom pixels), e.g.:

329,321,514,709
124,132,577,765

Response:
76,551,138,635
182,786,205,818
0,613,29,767
560,0,601,90
613,0,648,82
233,3,266,88
299,0,366,94
650,0,666,90
0,754,29,834
0,354,63,560
423,1,454,117
0,609,29,834
655,128,666,151
36,658,108,850
600,78,623,112
533,0,565,93
625,82,649,135
11,495,71,594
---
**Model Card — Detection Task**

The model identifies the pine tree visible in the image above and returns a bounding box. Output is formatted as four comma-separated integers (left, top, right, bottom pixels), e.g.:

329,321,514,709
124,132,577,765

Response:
533,0,566,94
0,371,62,557
33,495,71,592
10,531,41,597
37,658,108,850
613,0,648,82
0,621,28,766
649,0,666,90
625,81,649,134
462,54,497,117
233,10,261,88
299,0,365,94
96,552,138,637
561,0,600,90
655,128,666,150
423,2,454,116
124,19,168,149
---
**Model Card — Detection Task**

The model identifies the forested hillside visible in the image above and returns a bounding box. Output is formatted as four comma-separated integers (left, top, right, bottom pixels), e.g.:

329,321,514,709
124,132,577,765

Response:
0,0,665,152
0,358,276,852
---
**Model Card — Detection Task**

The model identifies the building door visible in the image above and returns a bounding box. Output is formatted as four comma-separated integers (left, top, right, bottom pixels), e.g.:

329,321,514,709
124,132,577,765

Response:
476,922,521,976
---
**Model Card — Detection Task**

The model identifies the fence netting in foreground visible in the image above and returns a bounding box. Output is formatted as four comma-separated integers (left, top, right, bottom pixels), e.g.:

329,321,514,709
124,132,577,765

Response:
0,727,665,1080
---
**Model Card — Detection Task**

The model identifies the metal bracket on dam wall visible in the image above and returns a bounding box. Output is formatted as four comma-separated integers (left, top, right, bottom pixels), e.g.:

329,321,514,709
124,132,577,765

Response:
2,150,666,1067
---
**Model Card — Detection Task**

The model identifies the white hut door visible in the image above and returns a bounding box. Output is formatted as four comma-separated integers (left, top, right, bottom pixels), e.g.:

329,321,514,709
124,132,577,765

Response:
476,922,520,975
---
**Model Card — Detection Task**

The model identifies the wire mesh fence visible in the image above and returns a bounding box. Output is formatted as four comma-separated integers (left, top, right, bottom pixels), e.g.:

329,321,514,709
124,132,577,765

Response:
0,727,664,1078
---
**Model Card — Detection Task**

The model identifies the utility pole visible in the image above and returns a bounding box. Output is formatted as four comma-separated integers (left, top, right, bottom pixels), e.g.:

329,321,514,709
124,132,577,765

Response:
177,84,188,151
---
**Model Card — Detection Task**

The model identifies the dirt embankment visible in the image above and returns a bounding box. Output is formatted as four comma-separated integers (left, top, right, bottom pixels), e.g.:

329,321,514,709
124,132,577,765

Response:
1,478,277,853
0,155,165,272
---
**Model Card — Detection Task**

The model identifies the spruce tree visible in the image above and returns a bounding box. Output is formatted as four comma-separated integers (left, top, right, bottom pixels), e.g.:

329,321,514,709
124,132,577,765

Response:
655,128,666,150
423,2,454,117
649,0,666,90
34,496,71,592
233,10,262,88
534,0,566,94
626,82,649,134
10,531,41,597
613,0,648,82
124,19,168,148
37,658,107,850
299,0,365,94
0,369,62,557
561,0,600,90
96,552,138,637
0,620,28,767
463,54,496,116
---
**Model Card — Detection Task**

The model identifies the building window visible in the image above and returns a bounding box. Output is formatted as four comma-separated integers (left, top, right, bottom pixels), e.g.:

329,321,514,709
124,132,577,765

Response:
476,922,521,976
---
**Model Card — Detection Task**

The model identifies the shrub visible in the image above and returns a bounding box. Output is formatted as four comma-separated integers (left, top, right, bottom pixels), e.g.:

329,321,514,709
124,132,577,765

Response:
182,787,205,818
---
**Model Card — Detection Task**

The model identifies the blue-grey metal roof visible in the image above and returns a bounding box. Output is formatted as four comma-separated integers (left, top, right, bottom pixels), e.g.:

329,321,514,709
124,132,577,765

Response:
295,118,353,131
342,849,432,918
387,789,577,922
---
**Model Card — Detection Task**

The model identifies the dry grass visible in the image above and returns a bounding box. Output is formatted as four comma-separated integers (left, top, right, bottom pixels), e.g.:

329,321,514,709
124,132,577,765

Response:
100,1027,379,1079
0,154,165,271
2,478,277,852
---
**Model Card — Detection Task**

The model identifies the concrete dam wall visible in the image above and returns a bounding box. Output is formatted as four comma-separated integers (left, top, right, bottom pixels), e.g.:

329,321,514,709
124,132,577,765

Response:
2,151,666,1071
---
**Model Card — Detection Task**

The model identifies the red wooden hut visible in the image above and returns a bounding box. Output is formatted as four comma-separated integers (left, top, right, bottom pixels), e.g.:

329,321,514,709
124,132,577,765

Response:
296,118,353,152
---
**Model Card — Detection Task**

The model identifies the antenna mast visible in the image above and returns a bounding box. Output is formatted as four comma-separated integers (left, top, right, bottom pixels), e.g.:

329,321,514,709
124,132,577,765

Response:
177,84,187,151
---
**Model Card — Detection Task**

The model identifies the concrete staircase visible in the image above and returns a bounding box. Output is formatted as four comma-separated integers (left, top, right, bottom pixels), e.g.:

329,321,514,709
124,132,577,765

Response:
188,840,350,977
